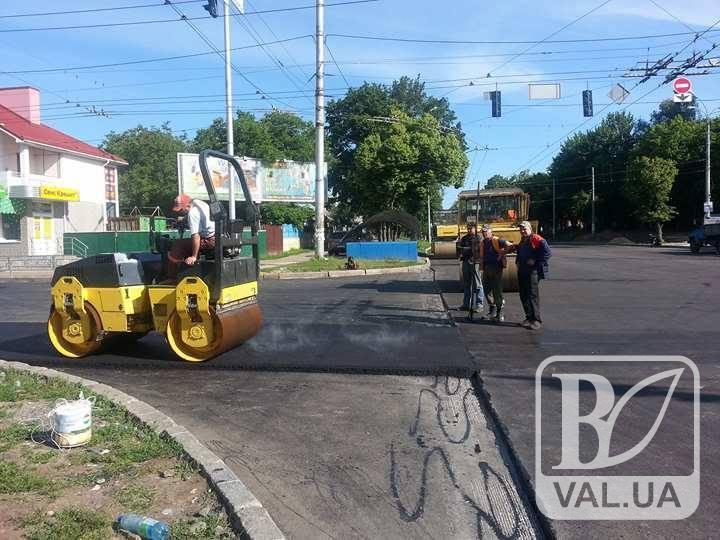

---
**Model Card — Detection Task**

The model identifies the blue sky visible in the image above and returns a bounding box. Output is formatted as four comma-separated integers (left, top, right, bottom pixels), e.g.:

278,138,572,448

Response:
1,0,718,207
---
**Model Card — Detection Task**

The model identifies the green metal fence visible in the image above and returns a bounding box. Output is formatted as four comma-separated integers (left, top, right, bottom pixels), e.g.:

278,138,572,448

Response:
63,230,267,258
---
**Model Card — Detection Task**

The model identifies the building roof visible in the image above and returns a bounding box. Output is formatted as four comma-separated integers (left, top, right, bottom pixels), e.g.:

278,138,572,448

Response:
458,187,525,198
0,104,127,165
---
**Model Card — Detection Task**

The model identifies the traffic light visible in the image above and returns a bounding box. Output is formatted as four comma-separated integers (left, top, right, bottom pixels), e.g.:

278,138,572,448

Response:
204,0,219,17
491,91,502,118
582,90,593,117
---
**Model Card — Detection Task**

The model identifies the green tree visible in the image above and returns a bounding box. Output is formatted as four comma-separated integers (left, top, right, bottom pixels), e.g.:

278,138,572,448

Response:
191,110,314,162
102,124,188,214
634,116,707,225
650,99,697,124
624,156,678,241
549,112,638,229
327,79,468,224
259,202,314,229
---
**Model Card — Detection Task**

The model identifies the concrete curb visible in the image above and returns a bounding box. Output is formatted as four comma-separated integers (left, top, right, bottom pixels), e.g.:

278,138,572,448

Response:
0,359,285,540
260,257,431,280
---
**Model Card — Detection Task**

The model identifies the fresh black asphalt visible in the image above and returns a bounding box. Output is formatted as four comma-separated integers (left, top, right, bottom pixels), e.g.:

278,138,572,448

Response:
435,244,719,539
0,272,540,539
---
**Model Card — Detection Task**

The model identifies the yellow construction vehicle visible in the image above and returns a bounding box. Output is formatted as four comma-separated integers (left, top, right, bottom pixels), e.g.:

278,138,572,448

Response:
48,150,262,362
433,187,537,291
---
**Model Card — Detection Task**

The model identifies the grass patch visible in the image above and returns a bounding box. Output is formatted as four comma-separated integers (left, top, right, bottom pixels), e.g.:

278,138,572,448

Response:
113,484,155,513
0,461,54,495
0,423,36,452
175,458,200,480
22,507,112,540
265,256,421,273
0,370,84,403
27,450,56,465
261,248,312,260
417,239,431,252
171,513,233,539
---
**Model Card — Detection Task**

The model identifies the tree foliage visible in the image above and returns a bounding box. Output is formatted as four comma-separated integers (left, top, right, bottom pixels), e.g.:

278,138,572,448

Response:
327,77,468,225
102,123,188,214
192,110,314,162
624,156,678,240
259,202,314,229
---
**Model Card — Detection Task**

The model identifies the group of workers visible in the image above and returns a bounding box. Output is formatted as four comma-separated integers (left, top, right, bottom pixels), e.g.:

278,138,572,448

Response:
458,221,551,330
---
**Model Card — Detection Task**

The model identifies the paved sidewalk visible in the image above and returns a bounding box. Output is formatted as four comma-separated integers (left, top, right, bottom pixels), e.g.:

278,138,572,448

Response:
259,252,315,270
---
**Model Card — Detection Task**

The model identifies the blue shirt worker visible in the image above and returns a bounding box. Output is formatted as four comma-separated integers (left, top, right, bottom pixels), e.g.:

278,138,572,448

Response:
478,224,509,322
511,220,552,330
457,223,484,311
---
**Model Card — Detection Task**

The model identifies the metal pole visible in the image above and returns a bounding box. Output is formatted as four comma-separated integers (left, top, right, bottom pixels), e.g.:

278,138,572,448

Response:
553,176,555,240
314,0,325,258
427,193,432,242
706,119,712,218
223,0,235,220
591,166,596,236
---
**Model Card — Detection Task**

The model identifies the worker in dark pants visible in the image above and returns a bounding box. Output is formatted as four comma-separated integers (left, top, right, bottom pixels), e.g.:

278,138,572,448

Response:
511,220,551,330
478,224,509,322
457,223,483,311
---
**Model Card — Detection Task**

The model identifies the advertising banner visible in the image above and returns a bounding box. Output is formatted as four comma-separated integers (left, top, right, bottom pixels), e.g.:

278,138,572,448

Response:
177,153,322,203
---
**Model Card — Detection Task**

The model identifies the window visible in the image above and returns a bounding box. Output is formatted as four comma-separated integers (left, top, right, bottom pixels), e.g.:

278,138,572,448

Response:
29,148,60,177
105,166,117,205
0,212,21,241
106,202,117,219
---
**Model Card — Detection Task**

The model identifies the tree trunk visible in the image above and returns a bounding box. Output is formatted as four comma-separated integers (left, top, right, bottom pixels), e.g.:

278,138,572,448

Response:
656,222,663,244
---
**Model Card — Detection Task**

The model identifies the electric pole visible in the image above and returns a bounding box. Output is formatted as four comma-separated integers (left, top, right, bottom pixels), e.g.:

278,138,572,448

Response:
314,0,326,258
591,166,596,236
427,194,432,243
223,0,235,219
553,176,555,240
707,120,712,219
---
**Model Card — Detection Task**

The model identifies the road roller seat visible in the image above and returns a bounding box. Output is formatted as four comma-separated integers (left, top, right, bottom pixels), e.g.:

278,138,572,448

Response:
52,253,147,288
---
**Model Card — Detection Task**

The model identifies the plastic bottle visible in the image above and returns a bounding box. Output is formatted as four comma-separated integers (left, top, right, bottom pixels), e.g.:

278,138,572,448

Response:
116,514,170,540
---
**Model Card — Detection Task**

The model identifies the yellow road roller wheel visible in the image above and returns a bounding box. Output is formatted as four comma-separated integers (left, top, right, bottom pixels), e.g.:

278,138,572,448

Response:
166,310,222,362
47,302,103,358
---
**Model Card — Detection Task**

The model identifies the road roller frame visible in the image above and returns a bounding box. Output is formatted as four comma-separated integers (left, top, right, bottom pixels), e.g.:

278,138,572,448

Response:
48,150,262,362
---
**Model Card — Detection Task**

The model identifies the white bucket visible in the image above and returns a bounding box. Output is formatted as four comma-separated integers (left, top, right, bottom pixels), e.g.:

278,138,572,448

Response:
50,395,94,448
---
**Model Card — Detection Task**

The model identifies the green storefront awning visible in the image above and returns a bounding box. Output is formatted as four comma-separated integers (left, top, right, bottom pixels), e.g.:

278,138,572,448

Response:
0,197,16,214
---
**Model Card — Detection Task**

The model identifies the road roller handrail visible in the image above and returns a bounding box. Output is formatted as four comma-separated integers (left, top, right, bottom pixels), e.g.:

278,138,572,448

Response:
198,149,261,299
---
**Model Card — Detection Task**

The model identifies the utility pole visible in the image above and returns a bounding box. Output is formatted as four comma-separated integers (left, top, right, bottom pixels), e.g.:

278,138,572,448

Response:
706,119,712,219
223,0,235,220
427,194,432,243
314,0,325,258
591,166,596,236
553,176,555,240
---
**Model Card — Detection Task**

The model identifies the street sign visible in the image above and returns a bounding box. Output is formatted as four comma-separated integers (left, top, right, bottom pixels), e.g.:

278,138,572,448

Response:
673,77,692,94
608,84,630,103
673,92,694,103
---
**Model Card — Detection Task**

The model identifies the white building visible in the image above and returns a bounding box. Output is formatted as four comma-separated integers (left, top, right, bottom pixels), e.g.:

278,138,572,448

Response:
0,86,127,257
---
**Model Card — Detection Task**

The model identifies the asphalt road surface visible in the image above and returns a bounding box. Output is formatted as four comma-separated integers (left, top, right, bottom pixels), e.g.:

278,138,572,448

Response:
0,273,541,540
434,244,719,538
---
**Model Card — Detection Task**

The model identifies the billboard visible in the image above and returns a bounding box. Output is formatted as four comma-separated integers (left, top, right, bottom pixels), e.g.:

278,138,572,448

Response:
177,153,322,203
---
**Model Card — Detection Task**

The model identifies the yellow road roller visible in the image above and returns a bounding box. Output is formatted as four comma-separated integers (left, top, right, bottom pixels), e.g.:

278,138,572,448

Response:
48,150,262,362
444,187,538,292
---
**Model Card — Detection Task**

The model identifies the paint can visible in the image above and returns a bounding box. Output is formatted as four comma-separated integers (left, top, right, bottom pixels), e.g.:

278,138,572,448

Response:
50,396,93,448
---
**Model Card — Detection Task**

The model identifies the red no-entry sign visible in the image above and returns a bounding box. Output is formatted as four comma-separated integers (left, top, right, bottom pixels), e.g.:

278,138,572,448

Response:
673,77,692,94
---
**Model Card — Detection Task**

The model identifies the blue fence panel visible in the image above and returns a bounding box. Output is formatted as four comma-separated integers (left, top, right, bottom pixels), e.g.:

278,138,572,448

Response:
282,224,300,238
346,241,417,261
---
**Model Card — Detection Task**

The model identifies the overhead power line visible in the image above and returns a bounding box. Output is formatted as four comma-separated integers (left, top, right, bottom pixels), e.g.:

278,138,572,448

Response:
327,28,720,45
0,35,313,74
487,0,614,76
0,0,379,30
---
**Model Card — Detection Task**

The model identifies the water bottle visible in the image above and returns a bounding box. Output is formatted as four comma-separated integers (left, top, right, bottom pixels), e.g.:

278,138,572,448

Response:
116,514,170,540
